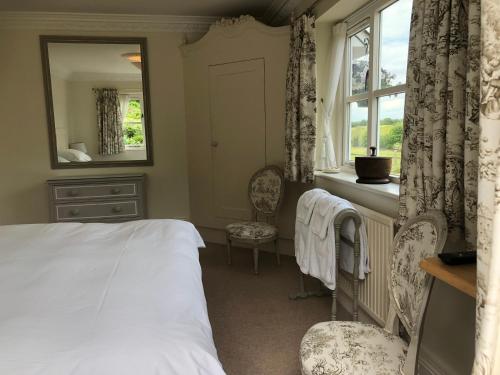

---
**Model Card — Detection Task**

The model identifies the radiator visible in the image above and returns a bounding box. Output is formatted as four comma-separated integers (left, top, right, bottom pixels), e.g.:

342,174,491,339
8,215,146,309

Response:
338,203,395,325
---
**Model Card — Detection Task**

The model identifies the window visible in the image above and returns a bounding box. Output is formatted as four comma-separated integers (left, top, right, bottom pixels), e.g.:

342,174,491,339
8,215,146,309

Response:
344,0,412,176
123,95,145,150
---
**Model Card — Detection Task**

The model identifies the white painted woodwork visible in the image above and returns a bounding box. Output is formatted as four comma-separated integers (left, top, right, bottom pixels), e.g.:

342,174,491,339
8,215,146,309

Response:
338,202,394,325
181,18,290,230
209,59,266,220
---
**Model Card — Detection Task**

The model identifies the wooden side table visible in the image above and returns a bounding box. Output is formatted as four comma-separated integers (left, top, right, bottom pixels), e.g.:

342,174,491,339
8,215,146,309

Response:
420,257,476,298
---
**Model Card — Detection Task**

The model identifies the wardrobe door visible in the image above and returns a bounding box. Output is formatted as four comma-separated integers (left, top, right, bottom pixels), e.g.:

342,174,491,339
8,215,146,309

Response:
209,58,266,220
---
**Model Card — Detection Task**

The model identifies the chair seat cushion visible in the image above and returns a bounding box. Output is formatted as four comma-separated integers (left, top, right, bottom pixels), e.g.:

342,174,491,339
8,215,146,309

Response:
226,222,278,241
300,321,408,375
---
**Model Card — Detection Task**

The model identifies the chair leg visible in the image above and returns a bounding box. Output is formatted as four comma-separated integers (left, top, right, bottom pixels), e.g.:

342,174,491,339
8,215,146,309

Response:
274,238,280,265
253,248,259,275
226,235,232,265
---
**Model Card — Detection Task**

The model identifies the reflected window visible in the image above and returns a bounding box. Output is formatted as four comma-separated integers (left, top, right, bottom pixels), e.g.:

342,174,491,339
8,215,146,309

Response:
349,27,370,95
122,96,145,150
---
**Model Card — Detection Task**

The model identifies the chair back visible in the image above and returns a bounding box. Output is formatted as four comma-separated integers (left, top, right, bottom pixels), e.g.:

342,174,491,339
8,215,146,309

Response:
385,210,447,374
248,165,284,221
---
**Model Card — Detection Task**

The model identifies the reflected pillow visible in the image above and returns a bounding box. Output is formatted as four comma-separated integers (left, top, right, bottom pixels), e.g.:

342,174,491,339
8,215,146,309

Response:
57,156,70,163
59,148,92,162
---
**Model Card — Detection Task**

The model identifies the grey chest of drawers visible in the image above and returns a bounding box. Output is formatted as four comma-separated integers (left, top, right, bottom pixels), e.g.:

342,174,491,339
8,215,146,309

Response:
47,174,146,223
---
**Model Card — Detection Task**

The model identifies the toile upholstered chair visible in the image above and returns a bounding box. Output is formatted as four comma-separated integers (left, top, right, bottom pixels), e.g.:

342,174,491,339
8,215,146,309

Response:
225,165,285,274
300,210,448,375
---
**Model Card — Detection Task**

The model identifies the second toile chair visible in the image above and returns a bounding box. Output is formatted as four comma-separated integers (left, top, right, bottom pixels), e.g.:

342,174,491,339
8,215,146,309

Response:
225,165,285,274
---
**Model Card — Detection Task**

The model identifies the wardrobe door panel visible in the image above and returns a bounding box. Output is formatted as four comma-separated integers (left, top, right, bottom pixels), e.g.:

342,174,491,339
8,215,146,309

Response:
209,59,266,220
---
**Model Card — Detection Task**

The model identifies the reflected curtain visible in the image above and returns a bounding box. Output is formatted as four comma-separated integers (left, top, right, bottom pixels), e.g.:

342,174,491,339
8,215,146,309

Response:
284,14,317,183
316,23,346,172
94,88,124,155
472,0,500,372
398,0,480,247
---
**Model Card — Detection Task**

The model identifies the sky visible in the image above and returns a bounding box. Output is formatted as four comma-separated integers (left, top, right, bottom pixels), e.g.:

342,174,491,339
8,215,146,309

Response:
351,93,405,123
379,0,412,86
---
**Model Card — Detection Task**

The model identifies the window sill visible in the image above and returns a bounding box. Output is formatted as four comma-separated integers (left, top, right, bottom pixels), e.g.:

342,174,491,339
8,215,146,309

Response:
314,170,400,201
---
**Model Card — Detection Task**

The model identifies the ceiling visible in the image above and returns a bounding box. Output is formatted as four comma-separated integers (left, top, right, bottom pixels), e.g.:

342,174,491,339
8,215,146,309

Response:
316,0,370,23
0,0,278,18
49,43,142,81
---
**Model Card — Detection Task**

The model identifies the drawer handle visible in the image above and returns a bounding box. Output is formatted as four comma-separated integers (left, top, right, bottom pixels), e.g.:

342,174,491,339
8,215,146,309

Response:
111,188,122,195
70,208,80,216
68,189,79,197
112,206,123,213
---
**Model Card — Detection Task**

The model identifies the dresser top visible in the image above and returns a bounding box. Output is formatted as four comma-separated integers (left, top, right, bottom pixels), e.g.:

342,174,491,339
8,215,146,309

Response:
47,173,145,184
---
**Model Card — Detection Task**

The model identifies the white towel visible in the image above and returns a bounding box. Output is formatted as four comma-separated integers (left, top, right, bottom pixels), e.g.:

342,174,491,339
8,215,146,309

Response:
310,195,350,239
295,192,370,290
295,189,330,267
296,188,329,224
339,215,370,278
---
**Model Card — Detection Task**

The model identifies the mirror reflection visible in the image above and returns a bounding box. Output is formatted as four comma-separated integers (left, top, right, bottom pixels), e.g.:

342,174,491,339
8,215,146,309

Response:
42,38,152,167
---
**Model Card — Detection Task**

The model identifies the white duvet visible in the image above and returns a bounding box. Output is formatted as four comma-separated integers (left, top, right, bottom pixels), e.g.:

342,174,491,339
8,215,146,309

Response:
0,220,226,375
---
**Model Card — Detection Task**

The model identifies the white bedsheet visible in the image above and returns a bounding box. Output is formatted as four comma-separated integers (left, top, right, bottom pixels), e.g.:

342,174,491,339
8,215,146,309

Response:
0,219,226,375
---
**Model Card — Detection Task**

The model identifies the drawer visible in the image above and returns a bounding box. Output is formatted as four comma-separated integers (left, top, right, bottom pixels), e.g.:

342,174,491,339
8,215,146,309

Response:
56,201,139,221
53,183,138,201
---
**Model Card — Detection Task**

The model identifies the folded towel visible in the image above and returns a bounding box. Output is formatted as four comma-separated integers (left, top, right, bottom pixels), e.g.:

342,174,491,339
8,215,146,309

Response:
295,191,370,290
295,189,328,267
296,188,329,224
310,195,351,240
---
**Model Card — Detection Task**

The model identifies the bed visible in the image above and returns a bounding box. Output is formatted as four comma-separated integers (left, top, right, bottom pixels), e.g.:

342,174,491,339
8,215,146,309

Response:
0,219,226,375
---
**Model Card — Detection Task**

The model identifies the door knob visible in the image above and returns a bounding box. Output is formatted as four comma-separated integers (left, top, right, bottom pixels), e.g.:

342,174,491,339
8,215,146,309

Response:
211,141,219,148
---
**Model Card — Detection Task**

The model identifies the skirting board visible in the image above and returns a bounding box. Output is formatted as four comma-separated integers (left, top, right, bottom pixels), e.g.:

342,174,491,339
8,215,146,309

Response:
336,290,453,375
197,226,295,256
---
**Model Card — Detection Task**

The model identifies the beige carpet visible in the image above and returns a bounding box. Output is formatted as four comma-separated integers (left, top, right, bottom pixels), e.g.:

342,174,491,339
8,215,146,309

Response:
199,243,350,375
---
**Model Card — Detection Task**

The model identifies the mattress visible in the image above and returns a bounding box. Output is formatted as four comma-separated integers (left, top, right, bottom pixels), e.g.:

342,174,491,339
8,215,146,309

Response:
0,219,225,375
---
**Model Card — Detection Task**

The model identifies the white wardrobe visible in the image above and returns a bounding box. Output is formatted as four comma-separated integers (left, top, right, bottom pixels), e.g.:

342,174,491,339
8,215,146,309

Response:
181,16,290,236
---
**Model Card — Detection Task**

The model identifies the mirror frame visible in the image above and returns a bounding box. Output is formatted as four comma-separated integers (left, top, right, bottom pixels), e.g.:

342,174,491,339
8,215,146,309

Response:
40,35,154,169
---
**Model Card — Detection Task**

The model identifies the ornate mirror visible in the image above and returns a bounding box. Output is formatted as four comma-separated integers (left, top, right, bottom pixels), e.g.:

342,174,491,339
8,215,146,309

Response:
40,36,153,168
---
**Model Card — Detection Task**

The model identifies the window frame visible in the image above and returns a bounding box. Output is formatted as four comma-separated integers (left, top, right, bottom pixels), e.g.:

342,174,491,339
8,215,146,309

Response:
342,0,408,180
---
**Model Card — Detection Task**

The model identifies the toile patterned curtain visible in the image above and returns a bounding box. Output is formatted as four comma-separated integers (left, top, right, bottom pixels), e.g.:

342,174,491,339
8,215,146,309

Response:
398,0,480,247
472,0,500,372
94,88,125,155
284,14,317,184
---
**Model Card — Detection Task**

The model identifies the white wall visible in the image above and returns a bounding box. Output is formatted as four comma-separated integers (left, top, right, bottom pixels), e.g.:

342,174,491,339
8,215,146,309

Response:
50,74,70,150
0,29,192,224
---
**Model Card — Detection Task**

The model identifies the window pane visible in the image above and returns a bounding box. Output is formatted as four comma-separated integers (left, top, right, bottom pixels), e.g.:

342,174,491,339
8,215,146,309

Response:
350,27,370,95
379,0,412,89
378,93,404,175
349,100,369,160
124,99,145,146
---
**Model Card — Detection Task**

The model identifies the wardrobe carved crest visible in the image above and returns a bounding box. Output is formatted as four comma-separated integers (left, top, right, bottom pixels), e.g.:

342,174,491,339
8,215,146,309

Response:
211,15,255,29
